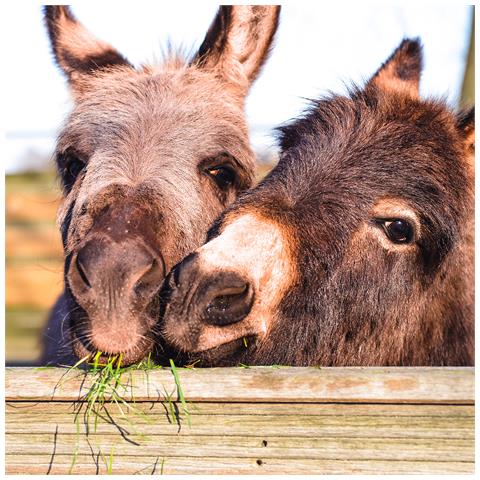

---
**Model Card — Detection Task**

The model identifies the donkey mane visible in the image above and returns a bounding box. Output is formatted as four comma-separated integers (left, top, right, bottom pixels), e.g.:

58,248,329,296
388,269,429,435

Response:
277,85,456,153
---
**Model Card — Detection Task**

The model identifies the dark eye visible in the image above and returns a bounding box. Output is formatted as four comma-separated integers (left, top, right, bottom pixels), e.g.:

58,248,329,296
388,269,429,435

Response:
206,166,236,190
381,219,414,244
57,152,86,192
66,155,85,179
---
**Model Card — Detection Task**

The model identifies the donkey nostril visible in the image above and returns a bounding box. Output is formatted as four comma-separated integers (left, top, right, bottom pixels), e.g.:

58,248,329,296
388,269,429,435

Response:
204,281,253,326
74,238,107,289
134,258,165,295
76,255,92,288
208,284,248,311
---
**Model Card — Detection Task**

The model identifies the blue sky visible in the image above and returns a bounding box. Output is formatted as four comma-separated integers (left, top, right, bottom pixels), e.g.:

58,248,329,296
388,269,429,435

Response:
4,2,473,172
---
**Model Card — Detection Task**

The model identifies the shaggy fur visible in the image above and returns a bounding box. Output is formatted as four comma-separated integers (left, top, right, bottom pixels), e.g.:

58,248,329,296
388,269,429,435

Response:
40,5,280,365
160,39,474,367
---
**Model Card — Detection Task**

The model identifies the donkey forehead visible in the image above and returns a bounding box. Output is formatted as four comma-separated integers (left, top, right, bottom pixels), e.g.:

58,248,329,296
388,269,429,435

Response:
59,69,249,158
281,99,465,194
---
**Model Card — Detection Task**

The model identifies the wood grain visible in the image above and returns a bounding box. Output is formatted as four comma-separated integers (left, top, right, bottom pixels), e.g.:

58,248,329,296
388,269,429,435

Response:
6,432,474,461
5,454,474,475
5,367,474,474
5,366,474,403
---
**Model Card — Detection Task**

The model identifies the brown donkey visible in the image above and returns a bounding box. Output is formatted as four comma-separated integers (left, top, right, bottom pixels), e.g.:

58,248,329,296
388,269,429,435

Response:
161,39,474,367
40,5,281,365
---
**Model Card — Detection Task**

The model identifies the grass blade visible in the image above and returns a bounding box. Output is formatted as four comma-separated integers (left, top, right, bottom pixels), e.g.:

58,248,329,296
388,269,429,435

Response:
169,359,191,427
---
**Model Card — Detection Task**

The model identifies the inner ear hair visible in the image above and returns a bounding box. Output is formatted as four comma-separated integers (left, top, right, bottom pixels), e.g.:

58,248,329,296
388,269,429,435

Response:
367,38,423,99
43,6,132,84
194,5,281,91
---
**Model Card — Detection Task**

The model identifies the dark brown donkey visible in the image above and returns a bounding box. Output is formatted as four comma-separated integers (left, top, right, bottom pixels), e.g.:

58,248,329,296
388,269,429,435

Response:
40,5,281,365
161,39,474,367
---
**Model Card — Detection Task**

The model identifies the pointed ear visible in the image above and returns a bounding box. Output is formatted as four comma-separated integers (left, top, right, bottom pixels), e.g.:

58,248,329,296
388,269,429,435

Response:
368,38,423,99
194,5,281,93
457,106,475,154
43,6,132,91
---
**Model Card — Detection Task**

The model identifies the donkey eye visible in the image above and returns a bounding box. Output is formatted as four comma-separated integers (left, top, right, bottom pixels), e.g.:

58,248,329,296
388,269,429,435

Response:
206,166,236,190
66,155,86,179
380,219,414,244
57,152,86,192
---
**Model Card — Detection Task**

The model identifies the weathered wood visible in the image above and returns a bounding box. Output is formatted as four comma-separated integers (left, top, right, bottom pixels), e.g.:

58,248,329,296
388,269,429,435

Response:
7,412,474,439
5,366,474,403
5,454,474,475
5,367,474,474
6,400,474,417
6,432,474,461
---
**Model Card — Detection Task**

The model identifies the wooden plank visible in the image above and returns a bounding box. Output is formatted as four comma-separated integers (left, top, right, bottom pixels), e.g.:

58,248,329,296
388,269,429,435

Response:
6,432,474,462
5,454,474,474
6,224,62,260
5,366,474,403
6,400,474,417
5,190,60,224
6,367,473,474
6,410,473,439
6,263,63,309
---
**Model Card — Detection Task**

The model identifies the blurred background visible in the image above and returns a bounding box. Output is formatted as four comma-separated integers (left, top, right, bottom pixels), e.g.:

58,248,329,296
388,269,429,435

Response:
5,3,474,363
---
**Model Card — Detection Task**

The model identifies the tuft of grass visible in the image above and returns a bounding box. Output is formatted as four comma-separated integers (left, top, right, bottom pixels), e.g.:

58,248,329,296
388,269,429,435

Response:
61,353,162,444
184,359,201,369
57,352,193,470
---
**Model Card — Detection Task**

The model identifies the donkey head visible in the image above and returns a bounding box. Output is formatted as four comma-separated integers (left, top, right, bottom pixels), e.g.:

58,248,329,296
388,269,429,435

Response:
162,39,474,367
45,5,280,364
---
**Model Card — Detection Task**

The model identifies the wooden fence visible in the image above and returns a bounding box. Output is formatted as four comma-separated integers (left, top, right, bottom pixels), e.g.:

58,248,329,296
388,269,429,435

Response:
6,173,63,362
5,366,474,474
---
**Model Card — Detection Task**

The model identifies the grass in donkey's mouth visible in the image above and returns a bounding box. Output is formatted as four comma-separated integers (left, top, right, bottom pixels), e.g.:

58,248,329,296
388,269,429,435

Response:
58,352,191,473
61,352,191,433
79,354,162,425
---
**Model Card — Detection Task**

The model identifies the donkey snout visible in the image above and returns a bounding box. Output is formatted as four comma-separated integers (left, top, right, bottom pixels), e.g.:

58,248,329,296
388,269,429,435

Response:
171,254,254,327
69,237,164,309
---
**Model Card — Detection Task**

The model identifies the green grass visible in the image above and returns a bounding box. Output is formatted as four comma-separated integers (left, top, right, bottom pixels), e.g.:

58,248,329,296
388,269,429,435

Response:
169,359,191,427
68,415,81,474
6,170,59,193
56,353,189,473
62,357,188,431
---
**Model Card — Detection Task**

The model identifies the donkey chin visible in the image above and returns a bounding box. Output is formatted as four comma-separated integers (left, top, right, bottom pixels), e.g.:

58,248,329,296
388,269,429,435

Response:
68,311,160,368
67,295,159,366
71,323,155,367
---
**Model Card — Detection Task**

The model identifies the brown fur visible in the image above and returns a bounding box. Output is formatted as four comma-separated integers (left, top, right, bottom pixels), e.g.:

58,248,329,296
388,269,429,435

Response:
40,5,280,365
160,39,474,367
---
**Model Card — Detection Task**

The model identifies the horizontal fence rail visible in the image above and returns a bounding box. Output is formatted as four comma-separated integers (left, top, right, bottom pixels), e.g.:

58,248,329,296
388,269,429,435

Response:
5,366,474,474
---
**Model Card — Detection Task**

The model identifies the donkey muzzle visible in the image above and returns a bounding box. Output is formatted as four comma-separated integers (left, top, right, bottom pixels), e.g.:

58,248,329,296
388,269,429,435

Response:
161,253,256,354
67,235,164,359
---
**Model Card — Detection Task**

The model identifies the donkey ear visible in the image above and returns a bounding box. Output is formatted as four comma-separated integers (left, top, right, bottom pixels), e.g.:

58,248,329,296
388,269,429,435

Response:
43,6,132,89
457,107,475,152
368,38,423,98
194,5,281,92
